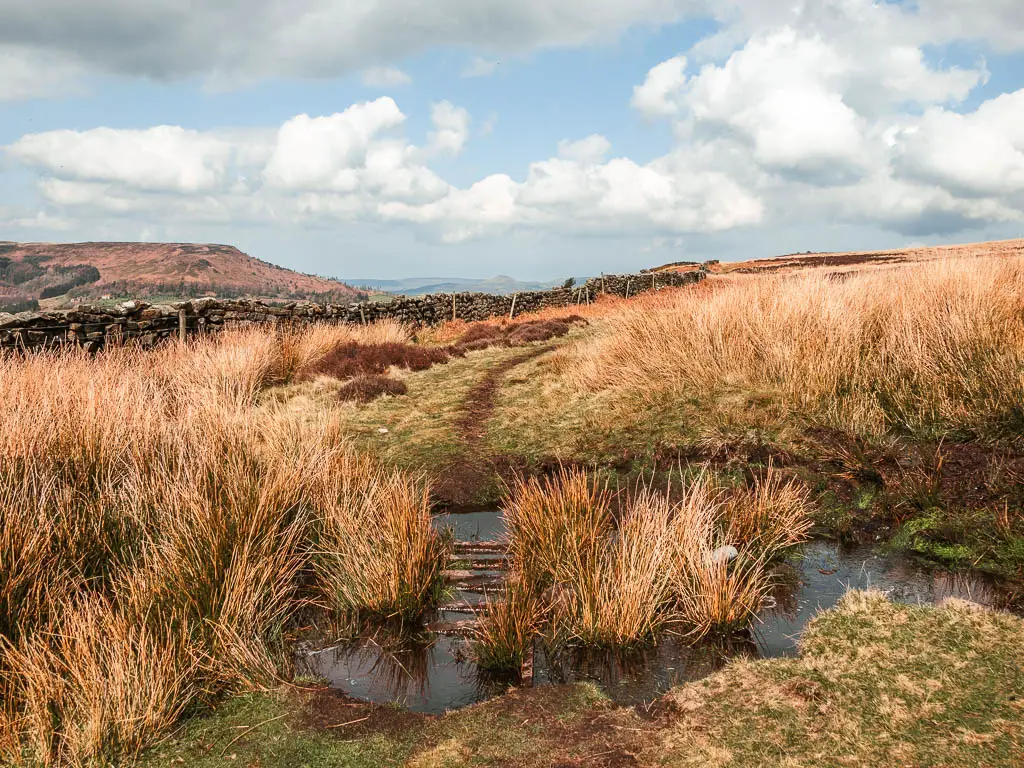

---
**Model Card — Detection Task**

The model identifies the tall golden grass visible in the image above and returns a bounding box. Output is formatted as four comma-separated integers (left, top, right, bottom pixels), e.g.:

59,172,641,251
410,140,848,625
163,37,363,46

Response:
0,324,445,766
568,256,1024,436
312,457,449,624
474,467,812,665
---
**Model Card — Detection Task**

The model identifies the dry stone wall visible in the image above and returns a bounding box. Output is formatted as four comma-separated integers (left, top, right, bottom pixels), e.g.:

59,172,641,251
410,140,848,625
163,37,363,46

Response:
0,268,704,352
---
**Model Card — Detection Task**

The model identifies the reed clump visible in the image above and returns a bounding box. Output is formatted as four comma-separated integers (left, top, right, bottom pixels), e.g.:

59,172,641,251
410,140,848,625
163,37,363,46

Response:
312,458,449,626
567,256,1024,437
471,578,544,673
0,324,448,767
474,467,812,668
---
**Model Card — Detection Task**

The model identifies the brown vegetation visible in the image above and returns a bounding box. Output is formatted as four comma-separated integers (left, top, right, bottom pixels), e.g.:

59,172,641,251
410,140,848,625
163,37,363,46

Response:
337,375,409,402
568,255,1024,437
473,467,812,666
0,328,447,766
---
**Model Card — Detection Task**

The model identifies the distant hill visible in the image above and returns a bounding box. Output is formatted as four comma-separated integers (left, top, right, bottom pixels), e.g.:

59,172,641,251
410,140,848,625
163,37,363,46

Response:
0,241,364,311
353,274,572,296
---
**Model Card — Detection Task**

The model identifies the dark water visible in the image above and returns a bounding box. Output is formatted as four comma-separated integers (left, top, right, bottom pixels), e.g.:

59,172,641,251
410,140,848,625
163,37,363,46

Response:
299,509,1014,713
432,509,507,542
300,634,514,713
753,539,1010,657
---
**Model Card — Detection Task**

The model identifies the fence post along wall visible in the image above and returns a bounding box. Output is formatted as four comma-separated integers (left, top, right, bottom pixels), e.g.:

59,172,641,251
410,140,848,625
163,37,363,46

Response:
0,268,706,352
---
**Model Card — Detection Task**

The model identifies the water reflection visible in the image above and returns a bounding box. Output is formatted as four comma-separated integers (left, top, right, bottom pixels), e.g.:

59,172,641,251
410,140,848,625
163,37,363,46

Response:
754,540,1014,656
298,632,515,714
532,635,757,706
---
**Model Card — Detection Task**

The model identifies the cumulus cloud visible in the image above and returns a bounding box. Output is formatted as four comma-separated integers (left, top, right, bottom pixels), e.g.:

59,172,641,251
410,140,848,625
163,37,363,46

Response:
2,0,1023,254
632,55,687,117
893,90,1024,198
7,126,235,192
426,101,471,156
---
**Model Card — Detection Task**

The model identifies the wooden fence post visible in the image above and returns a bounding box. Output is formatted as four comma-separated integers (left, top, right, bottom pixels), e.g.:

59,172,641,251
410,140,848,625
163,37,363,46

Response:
178,309,187,343
509,293,517,320
452,294,457,322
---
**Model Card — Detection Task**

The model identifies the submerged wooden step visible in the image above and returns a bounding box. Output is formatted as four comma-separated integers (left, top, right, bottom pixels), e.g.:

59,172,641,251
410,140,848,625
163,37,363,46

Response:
448,576,507,594
452,541,506,555
428,618,479,637
438,600,501,615
448,561,512,573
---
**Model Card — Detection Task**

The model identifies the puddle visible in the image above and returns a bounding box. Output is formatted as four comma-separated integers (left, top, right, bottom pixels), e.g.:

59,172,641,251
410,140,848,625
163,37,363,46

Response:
299,634,513,714
753,539,1011,657
531,636,757,706
301,509,1017,713
431,508,507,542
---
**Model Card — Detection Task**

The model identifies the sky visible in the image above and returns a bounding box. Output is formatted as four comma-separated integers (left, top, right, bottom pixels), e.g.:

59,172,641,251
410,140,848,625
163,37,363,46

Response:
0,1,1022,281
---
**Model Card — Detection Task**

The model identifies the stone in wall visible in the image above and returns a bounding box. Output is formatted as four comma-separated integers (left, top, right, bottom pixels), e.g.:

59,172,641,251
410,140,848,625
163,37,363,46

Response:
0,268,703,352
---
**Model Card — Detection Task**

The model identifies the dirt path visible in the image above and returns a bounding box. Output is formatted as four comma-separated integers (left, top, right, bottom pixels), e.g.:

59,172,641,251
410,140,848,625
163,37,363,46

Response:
436,345,553,507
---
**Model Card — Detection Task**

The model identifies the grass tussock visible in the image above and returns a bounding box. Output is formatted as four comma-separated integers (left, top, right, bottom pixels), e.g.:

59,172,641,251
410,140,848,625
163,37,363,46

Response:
300,340,451,382
470,578,544,672
337,374,408,403
0,323,447,766
568,256,1024,437
312,460,449,624
474,467,812,666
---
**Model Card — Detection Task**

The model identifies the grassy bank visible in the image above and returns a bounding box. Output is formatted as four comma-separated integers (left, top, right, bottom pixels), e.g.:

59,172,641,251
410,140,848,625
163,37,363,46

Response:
136,592,1024,767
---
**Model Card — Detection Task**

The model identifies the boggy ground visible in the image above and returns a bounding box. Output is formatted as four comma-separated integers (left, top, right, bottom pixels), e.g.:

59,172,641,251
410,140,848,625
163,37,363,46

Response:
138,593,1024,767
272,268,1024,587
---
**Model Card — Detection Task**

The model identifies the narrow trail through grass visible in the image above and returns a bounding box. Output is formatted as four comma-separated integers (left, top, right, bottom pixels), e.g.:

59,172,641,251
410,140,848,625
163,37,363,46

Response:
437,345,555,505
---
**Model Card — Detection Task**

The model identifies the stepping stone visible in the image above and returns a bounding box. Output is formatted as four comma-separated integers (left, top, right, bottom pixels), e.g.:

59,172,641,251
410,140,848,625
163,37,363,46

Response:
428,618,479,637
438,600,500,615
453,541,506,555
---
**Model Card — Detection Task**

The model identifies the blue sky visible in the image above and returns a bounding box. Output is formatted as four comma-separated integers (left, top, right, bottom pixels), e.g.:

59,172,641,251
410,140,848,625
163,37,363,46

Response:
1,1,1022,280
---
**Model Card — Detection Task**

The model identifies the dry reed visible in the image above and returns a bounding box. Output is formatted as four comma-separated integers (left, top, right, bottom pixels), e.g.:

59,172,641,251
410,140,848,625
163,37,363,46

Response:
568,256,1024,436
0,321,447,766
490,468,812,653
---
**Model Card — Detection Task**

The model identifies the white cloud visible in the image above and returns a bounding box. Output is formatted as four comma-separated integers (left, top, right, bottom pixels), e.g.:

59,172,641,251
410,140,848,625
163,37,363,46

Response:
462,57,500,78
557,135,611,164
262,98,408,191
632,55,687,117
893,89,1024,198
3,0,1024,259
0,46,85,101
360,65,412,87
7,125,234,192
426,101,471,156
